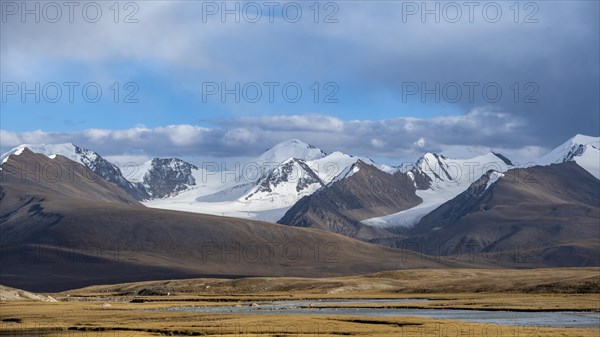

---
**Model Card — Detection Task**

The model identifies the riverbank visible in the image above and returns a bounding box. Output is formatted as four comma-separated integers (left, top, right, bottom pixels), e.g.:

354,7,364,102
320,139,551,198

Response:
1,268,598,336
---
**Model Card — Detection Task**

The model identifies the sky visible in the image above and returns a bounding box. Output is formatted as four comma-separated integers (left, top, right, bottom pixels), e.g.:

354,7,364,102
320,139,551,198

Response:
1,0,599,165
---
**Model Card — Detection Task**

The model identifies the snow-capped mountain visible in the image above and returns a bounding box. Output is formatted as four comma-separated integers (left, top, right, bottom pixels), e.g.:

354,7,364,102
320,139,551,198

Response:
242,158,324,207
278,160,422,238
408,152,513,188
5,134,596,229
233,139,329,187
306,151,376,184
0,143,208,201
136,158,199,199
0,143,149,200
538,134,600,179
363,134,599,230
257,139,327,163
403,161,600,266
234,148,377,210
363,152,514,229
144,140,368,221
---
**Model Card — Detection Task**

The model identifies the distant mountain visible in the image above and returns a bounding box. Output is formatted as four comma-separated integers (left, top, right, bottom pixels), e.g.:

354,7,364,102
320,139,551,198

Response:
1,148,141,244
278,160,422,239
0,150,451,291
2,134,598,282
403,162,599,267
3,135,598,240
363,152,514,229
0,140,402,221
242,158,325,207
362,135,599,229
257,139,327,163
136,158,199,199
538,134,600,179
144,140,376,221
0,144,213,201
0,143,149,200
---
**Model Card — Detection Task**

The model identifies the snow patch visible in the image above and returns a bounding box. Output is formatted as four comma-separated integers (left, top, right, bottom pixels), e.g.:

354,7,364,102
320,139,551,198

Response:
331,164,360,183
485,171,504,190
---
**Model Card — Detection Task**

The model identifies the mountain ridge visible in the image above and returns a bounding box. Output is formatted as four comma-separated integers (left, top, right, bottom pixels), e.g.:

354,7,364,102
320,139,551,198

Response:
0,149,456,292
2,134,598,229
401,161,600,267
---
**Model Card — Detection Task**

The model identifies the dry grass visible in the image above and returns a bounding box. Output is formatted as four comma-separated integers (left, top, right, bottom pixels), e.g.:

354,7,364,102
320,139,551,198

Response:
62,268,600,298
0,299,598,337
1,268,599,337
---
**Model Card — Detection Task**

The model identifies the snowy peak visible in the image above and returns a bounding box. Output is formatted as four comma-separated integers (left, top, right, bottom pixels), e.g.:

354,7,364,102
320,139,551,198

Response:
242,158,324,207
538,134,599,179
0,143,123,173
328,160,369,184
363,151,514,229
410,151,513,187
540,134,599,163
1,143,81,163
414,153,454,182
570,134,600,147
257,139,327,163
307,151,376,184
0,143,149,200
140,158,199,199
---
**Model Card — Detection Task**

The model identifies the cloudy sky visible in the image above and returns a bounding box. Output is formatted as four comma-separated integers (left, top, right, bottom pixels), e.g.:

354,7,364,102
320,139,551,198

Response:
1,1,598,165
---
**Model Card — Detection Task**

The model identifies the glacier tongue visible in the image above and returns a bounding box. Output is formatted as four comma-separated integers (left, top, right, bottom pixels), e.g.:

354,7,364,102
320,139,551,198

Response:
362,152,513,229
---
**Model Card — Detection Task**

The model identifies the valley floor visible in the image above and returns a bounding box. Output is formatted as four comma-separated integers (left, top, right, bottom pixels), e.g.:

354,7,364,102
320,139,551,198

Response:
1,268,599,337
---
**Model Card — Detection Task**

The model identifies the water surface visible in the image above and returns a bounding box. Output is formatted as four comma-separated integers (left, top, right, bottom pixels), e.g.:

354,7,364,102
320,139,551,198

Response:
153,298,600,329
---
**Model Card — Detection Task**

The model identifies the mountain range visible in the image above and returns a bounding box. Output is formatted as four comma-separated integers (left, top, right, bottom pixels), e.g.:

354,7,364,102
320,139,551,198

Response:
3,134,596,227
1,134,598,290
0,149,455,291
404,161,599,267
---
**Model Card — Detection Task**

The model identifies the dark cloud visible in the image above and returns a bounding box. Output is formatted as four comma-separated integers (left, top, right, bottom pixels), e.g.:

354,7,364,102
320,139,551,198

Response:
1,1,598,156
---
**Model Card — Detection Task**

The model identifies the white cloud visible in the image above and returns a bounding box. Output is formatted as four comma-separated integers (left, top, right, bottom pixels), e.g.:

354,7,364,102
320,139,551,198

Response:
234,114,345,132
0,108,548,164
223,128,258,146
2,1,597,146
415,137,426,148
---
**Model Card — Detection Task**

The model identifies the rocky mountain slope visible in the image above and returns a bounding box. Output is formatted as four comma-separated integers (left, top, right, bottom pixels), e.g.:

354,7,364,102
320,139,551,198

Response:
2,135,598,270
0,150,453,292
402,162,600,267
278,160,422,239
143,140,377,221
1,143,149,200
363,152,514,229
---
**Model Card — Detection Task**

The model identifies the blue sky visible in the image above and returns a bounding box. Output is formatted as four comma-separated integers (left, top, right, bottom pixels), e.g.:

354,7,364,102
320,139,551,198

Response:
1,1,598,164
